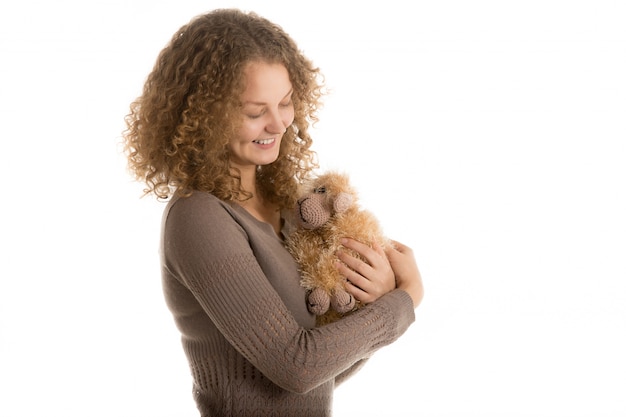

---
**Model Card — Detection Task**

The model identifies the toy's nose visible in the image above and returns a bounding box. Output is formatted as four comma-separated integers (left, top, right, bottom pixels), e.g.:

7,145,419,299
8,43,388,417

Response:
297,194,330,229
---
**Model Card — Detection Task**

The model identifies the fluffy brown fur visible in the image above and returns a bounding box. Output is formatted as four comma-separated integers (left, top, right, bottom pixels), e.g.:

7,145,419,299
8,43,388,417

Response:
285,171,389,326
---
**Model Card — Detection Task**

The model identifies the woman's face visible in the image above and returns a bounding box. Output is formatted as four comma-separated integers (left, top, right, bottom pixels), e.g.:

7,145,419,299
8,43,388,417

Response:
228,61,295,171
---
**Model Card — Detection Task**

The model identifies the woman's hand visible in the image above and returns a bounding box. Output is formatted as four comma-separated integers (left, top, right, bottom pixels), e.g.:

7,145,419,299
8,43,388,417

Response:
335,238,395,304
385,240,424,308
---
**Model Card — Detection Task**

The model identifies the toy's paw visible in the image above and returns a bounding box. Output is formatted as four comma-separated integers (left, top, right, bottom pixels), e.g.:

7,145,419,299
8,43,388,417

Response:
331,289,356,314
307,288,330,315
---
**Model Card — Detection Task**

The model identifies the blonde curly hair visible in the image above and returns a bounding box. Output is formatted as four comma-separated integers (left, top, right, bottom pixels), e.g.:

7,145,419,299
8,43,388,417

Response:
123,9,322,208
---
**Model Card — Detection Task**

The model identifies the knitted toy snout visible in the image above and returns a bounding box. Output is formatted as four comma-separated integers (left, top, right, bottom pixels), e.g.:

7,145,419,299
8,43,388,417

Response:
297,191,354,230
297,194,330,230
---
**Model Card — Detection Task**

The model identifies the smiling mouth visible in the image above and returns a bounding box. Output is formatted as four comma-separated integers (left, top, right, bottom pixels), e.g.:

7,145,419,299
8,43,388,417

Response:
253,138,275,145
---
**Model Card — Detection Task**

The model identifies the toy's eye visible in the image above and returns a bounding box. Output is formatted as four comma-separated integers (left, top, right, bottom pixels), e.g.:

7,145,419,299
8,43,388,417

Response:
314,186,326,194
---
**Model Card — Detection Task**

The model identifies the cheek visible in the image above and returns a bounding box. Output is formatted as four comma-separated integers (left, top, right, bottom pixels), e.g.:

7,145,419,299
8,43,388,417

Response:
283,107,295,126
236,119,261,141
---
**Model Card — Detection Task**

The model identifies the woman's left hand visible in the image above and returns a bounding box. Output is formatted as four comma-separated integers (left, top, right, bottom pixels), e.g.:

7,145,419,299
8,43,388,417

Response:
335,238,395,304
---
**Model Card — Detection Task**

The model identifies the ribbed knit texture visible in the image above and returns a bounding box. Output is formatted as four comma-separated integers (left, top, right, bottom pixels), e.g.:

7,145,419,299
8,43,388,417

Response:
160,192,415,416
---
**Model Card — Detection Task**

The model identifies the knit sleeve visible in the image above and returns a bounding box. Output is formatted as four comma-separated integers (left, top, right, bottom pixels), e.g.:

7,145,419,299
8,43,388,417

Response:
162,194,415,394
334,358,369,387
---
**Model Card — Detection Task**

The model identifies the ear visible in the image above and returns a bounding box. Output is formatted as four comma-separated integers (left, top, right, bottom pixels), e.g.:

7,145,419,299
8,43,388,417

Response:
333,192,353,214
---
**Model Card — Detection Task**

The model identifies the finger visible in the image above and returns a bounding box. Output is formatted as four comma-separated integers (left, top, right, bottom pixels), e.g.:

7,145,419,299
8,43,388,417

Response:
386,239,413,256
370,240,386,256
336,261,373,302
344,275,375,304
386,239,403,252
336,255,391,300
337,251,372,276
341,238,384,267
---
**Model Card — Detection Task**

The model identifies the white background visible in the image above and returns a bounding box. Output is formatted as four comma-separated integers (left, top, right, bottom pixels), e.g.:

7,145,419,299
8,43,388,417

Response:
1,1,625,416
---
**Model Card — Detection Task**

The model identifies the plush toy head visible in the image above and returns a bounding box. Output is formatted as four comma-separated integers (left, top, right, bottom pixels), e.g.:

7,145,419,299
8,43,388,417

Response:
286,171,388,326
295,172,357,230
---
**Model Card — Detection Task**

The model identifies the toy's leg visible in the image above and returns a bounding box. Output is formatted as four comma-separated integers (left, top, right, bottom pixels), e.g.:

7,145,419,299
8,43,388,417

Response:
307,287,330,315
331,288,356,314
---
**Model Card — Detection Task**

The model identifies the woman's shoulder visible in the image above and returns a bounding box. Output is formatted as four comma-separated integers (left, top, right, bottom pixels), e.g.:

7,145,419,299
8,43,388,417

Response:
161,192,251,252
167,191,226,209
163,192,237,227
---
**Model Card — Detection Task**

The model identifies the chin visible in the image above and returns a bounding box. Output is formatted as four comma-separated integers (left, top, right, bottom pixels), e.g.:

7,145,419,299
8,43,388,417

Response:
258,154,281,166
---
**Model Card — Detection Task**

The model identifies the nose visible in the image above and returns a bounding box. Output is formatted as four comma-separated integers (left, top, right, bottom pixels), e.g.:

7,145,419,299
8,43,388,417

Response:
265,110,287,134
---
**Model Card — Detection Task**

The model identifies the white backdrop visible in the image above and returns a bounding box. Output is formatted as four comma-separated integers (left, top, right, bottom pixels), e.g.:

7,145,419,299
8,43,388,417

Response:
1,1,625,416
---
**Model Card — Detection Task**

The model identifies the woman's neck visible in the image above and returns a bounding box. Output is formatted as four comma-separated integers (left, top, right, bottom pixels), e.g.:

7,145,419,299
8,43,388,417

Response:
237,166,258,194
236,167,282,236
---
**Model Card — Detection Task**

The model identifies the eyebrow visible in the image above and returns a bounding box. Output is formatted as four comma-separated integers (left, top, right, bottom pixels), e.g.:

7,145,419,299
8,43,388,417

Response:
243,89,293,106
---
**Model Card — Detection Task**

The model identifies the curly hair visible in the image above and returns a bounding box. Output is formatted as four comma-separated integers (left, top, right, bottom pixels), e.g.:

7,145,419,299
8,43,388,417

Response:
123,9,322,208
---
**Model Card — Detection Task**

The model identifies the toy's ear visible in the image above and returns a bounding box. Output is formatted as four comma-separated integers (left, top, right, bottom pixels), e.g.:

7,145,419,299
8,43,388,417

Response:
333,192,353,214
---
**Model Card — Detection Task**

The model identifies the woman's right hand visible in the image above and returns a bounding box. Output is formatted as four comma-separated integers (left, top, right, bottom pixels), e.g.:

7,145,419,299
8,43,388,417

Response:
385,240,424,308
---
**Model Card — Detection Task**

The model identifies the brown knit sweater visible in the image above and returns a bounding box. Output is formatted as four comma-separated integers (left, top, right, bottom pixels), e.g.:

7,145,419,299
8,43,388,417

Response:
160,191,415,416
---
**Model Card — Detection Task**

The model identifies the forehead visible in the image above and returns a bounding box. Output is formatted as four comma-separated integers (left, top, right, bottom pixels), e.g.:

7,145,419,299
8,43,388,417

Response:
240,61,292,102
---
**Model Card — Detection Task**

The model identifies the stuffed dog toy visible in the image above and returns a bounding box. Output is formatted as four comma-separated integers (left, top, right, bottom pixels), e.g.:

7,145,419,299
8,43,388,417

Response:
285,171,389,326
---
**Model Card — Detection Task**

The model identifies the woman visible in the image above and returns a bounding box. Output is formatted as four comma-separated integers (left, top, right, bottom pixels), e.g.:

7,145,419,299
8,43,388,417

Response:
123,9,423,416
